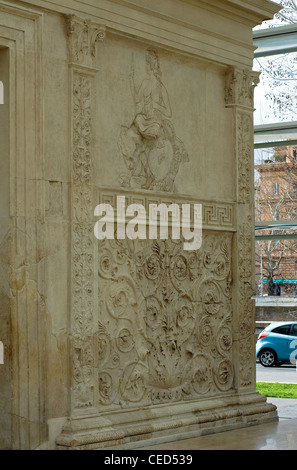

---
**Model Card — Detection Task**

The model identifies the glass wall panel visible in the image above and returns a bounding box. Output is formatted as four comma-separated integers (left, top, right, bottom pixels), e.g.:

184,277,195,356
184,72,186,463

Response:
255,145,297,297
254,122,297,149
254,24,297,57
254,51,297,125
253,1,297,297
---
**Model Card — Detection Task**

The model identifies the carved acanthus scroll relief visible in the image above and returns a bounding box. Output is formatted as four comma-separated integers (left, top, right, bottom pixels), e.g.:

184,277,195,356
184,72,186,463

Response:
66,15,106,410
97,233,234,409
225,67,258,388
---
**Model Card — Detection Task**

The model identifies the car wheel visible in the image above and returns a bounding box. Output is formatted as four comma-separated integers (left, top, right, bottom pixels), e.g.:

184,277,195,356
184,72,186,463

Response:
258,348,278,367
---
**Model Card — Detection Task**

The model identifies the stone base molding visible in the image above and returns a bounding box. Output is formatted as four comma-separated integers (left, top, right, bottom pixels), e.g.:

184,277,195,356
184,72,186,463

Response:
56,392,277,449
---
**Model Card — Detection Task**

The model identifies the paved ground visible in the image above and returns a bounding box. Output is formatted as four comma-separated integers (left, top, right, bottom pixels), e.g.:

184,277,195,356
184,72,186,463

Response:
140,364,297,450
267,397,297,419
256,362,297,383
256,363,297,419
141,398,297,450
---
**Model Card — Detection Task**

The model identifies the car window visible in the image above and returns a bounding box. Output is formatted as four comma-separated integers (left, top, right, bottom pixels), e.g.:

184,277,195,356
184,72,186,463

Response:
291,324,297,337
271,325,291,335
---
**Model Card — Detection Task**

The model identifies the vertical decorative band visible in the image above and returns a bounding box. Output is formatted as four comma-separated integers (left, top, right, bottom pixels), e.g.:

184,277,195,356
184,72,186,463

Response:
225,67,260,205
225,67,259,389
71,72,95,410
65,15,105,412
237,215,255,387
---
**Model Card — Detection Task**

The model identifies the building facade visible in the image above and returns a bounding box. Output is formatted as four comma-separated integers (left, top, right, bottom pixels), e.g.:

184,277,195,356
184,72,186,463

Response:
255,146,297,296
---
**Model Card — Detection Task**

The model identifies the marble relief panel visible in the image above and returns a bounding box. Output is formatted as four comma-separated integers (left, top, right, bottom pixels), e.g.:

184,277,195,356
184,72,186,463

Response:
95,36,234,201
117,47,189,192
97,231,233,410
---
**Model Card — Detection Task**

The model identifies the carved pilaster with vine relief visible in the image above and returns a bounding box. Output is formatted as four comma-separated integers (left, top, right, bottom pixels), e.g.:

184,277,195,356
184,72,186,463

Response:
237,215,255,387
66,15,105,412
225,67,258,390
225,67,259,205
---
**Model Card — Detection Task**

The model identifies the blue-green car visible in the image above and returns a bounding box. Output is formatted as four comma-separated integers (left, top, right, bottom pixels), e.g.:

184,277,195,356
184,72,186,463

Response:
256,321,297,367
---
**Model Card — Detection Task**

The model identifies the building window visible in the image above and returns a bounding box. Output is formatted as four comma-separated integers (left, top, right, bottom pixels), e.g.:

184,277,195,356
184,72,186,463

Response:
273,182,279,195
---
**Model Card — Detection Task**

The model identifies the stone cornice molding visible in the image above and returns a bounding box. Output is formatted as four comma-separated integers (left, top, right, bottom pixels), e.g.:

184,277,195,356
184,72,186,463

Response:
256,162,297,173
1,0,279,67
183,0,281,26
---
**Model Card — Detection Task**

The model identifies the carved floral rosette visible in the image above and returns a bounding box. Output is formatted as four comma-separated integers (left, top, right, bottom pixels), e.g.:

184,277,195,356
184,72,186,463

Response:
97,232,234,409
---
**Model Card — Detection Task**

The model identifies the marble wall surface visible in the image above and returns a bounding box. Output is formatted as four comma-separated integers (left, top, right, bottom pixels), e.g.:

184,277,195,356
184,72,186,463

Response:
0,0,280,449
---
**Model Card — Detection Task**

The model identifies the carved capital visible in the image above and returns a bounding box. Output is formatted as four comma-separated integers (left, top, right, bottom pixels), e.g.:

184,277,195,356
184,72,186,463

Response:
225,67,260,109
65,15,106,68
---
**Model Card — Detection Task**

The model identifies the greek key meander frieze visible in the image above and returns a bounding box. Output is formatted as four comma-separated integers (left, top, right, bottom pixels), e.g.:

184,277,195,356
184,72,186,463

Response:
97,190,234,231
97,233,234,409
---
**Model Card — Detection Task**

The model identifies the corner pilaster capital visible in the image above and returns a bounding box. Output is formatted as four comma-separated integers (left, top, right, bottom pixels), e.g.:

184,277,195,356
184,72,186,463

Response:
65,14,106,68
225,66,260,109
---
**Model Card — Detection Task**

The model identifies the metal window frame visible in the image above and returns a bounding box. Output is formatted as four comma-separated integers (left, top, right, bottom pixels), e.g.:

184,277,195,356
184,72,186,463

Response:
253,24,297,57
253,26,297,149
254,122,297,149
255,220,297,240
253,24,297,289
